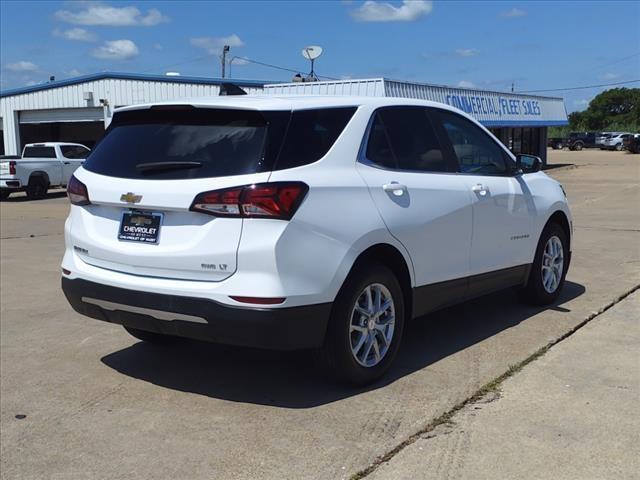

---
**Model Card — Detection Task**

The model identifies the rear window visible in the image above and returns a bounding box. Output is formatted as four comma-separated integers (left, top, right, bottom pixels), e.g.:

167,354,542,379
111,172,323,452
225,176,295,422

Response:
60,145,90,159
23,146,56,158
84,106,356,180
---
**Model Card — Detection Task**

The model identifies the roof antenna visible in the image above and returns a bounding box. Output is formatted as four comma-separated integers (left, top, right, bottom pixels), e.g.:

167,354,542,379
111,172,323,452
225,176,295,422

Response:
301,46,323,82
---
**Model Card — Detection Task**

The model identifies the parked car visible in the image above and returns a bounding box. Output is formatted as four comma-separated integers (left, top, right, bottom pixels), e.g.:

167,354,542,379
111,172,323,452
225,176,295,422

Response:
0,142,90,199
623,133,640,153
603,133,633,151
596,132,615,149
564,132,599,151
61,97,573,385
548,137,565,149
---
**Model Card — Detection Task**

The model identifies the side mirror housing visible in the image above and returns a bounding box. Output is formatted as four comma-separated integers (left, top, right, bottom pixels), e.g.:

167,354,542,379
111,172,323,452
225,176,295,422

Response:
516,154,542,174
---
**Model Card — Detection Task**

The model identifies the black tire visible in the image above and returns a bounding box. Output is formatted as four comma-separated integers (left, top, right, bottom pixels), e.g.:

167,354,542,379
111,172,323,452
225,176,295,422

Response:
26,176,48,200
0,190,10,200
124,326,178,344
615,144,623,151
313,263,405,386
555,142,562,150
519,222,569,306
573,142,583,151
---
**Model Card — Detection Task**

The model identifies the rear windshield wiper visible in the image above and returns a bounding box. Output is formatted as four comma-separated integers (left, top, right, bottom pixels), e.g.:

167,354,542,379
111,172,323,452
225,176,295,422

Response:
136,161,203,172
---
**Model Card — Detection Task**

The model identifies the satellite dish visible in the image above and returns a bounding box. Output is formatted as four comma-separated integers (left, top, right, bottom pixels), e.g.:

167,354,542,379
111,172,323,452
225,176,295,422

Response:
301,46,323,60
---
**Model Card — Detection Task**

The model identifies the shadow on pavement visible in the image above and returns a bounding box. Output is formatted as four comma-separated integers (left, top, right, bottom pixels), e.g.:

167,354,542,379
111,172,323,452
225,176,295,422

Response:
1,191,67,202
101,281,585,408
542,163,574,171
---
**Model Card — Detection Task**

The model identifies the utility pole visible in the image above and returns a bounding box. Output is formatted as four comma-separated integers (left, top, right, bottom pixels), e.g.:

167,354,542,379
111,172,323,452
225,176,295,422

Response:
221,45,230,78
511,81,515,92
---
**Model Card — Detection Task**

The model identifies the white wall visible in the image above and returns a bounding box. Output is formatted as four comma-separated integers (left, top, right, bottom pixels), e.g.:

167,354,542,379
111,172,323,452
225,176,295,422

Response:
0,78,264,155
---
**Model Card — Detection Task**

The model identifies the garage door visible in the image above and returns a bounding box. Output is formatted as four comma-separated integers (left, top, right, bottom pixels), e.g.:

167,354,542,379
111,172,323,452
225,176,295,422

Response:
20,108,103,124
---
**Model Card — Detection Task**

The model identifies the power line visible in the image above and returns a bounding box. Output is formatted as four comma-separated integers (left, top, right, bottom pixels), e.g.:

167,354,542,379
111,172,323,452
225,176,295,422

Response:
142,52,338,80
520,79,640,93
580,52,640,74
234,57,338,80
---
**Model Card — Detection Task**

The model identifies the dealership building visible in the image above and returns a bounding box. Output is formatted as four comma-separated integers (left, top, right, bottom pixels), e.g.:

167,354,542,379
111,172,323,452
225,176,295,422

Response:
0,72,568,163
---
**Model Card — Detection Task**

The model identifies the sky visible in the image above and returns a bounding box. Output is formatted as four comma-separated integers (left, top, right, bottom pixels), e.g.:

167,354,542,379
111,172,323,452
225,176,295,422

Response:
1,0,639,112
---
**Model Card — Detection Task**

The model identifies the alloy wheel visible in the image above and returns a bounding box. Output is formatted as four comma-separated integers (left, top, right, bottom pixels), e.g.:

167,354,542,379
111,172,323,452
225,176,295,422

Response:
541,235,564,293
349,283,395,368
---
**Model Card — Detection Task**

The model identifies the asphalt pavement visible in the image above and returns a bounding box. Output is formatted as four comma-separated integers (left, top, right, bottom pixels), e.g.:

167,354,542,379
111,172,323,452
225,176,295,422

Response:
1,149,638,479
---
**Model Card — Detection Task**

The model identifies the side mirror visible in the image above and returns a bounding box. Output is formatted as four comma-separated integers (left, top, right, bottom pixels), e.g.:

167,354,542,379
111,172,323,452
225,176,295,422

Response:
516,154,542,174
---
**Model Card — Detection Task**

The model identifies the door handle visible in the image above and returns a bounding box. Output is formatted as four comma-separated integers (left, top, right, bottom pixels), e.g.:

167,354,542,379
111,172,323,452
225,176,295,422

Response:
383,182,407,196
471,184,489,196
63,161,71,165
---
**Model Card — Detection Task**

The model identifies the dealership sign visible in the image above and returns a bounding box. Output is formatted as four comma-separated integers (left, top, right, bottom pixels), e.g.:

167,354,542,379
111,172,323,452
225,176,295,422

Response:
265,78,569,127
445,94,541,117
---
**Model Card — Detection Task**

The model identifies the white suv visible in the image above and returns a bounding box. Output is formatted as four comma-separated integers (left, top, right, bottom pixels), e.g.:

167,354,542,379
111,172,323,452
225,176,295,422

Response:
61,96,572,385
604,132,632,151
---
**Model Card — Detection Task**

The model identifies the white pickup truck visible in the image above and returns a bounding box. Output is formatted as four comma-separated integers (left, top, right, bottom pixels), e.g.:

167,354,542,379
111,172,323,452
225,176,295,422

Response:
0,142,90,200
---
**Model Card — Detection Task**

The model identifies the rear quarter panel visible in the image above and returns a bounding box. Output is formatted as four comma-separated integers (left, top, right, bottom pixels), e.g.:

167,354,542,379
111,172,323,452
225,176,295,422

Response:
15,159,63,186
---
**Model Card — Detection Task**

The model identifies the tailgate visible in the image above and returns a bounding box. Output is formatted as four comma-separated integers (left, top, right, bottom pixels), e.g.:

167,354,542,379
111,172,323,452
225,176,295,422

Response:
69,169,270,282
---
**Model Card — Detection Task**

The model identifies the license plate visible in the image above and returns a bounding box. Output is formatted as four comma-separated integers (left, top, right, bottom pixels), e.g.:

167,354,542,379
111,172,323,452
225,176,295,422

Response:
118,211,163,244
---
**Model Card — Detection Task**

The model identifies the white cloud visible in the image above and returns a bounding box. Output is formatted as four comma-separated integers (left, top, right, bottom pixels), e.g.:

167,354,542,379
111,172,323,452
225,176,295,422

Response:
190,34,244,54
501,8,527,17
230,57,250,65
153,43,163,51
6,61,38,72
574,99,589,106
351,0,432,22
457,80,476,88
92,39,139,60
603,72,620,80
455,48,479,57
55,4,168,27
53,27,97,42
66,69,83,77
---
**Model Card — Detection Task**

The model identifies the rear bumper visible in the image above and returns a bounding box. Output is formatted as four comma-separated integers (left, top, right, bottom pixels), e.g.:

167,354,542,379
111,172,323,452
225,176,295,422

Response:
0,179,22,189
62,277,331,350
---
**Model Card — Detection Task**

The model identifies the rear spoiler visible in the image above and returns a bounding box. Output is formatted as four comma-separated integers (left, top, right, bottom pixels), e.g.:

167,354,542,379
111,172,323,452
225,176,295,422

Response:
219,83,247,96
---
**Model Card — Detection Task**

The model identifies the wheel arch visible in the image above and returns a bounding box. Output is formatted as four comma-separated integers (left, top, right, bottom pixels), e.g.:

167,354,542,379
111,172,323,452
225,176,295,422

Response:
348,243,414,322
28,171,50,186
545,210,571,251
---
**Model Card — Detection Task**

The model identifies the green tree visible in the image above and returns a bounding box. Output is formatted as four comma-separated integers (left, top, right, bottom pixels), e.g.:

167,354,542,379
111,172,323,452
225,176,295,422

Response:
569,88,640,132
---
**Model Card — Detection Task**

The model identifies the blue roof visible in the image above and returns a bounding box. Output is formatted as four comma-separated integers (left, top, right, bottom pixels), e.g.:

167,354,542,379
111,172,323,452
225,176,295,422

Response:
0,72,271,98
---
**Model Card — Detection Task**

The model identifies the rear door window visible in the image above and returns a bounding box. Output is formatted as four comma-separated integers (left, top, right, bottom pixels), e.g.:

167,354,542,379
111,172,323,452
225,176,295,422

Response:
365,107,451,173
60,145,90,159
23,146,56,158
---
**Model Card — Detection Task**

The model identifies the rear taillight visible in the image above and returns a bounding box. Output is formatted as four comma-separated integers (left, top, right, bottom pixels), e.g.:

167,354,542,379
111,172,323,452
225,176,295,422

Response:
190,182,308,220
67,175,90,206
9,161,16,175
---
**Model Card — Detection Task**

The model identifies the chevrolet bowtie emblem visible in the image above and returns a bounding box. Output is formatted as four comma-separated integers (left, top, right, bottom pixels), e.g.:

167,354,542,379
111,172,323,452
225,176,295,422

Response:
120,192,142,204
